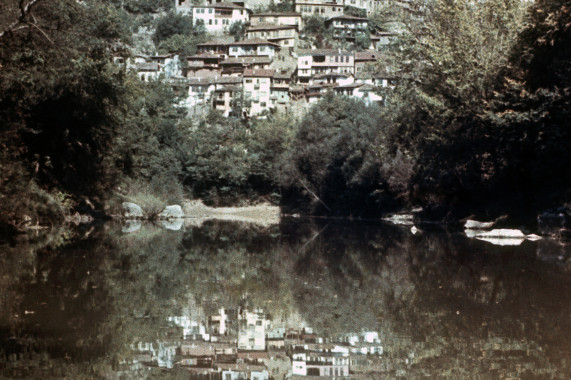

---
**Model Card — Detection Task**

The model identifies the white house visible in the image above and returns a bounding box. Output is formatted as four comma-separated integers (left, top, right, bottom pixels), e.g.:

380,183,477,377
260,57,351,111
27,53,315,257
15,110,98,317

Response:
243,69,274,117
237,309,271,350
192,2,251,34
325,15,369,38
296,49,354,83
250,11,302,28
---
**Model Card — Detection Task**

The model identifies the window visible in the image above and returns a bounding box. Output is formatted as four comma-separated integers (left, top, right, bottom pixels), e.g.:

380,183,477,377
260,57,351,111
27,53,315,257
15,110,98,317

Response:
259,17,263,22
261,102,266,107
209,8,212,13
209,19,212,24
245,79,252,83
215,19,218,24
335,56,338,63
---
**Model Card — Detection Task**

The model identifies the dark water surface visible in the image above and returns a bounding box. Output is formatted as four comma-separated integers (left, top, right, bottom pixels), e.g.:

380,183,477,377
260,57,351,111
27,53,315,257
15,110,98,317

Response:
1,219,571,379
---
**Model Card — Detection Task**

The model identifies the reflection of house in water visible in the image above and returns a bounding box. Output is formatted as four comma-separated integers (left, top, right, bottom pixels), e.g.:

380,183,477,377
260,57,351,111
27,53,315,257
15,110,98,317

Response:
216,363,269,380
238,309,271,350
266,327,286,350
292,349,350,377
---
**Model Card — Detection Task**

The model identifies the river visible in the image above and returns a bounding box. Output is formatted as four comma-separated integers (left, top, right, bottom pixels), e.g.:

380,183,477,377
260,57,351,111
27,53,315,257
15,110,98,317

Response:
1,219,570,378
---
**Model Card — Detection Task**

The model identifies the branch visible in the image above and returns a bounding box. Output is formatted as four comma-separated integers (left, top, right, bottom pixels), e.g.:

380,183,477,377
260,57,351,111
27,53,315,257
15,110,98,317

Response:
0,0,46,40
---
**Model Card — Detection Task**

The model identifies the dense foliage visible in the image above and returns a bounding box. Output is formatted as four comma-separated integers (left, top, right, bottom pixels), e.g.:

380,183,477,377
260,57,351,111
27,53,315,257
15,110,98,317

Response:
1,0,570,233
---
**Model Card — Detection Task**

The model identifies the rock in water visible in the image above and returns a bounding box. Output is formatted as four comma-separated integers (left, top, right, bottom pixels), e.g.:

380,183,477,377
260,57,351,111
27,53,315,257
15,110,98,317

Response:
122,202,143,219
464,219,495,229
158,205,184,219
382,214,414,226
475,229,525,246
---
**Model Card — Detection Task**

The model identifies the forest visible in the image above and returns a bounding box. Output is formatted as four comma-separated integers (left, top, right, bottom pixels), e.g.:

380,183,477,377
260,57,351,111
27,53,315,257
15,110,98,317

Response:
0,0,570,236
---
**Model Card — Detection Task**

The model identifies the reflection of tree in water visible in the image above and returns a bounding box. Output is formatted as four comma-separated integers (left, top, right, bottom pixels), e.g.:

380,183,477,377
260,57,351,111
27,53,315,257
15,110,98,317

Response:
283,221,571,377
2,221,571,377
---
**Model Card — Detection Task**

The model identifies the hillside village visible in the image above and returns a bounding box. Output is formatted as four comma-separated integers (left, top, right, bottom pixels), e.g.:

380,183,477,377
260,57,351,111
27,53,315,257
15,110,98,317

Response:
120,307,387,379
118,0,398,118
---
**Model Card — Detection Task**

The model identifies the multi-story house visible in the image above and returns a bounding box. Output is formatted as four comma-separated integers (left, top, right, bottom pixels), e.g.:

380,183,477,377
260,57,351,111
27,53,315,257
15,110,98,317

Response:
245,24,299,49
170,77,216,116
227,38,280,57
185,53,224,77
325,15,369,38
243,69,274,117
295,0,344,18
250,12,302,28
136,62,160,82
271,69,294,109
296,49,354,83
334,82,384,105
220,56,273,76
197,40,229,56
213,76,243,117
354,49,382,73
191,2,251,34
344,0,386,15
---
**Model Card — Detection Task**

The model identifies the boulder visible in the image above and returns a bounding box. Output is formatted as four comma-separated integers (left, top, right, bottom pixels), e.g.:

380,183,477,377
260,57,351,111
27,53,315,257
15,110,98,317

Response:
158,205,184,219
122,202,143,219
475,229,525,246
464,219,495,230
476,229,525,238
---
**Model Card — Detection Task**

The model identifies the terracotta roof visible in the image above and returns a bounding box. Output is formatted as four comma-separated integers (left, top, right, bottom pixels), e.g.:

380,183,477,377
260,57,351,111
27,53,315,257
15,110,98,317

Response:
229,38,280,47
327,15,369,21
354,50,383,61
253,12,301,17
243,68,275,77
247,23,298,31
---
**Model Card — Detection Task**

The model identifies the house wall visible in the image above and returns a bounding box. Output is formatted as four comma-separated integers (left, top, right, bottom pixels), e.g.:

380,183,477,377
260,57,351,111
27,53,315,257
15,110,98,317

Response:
250,15,301,27
245,29,298,48
295,3,344,18
243,76,272,116
228,45,277,57
193,7,249,34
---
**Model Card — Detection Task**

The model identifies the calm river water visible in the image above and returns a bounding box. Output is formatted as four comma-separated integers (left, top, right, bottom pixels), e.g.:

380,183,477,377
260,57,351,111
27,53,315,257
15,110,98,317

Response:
1,219,571,378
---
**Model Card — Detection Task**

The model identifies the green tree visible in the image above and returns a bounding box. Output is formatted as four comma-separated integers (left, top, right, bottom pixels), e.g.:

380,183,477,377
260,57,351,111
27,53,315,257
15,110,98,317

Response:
229,20,246,42
278,95,394,216
153,11,193,44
